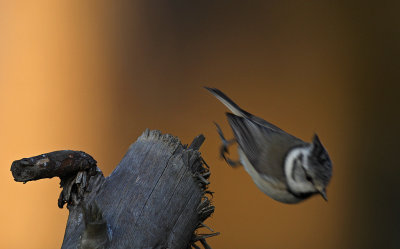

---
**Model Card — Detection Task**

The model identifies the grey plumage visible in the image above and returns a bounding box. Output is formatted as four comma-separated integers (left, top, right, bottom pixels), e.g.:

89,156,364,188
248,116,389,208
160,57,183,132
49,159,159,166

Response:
206,87,332,203
227,113,306,183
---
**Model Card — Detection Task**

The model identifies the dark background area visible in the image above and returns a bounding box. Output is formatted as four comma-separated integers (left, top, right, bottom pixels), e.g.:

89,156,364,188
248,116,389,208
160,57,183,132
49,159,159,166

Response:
1,1,399,248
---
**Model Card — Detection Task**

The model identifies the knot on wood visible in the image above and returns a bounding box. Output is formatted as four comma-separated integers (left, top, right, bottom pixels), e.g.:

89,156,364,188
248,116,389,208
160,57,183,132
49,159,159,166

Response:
78,202,110,249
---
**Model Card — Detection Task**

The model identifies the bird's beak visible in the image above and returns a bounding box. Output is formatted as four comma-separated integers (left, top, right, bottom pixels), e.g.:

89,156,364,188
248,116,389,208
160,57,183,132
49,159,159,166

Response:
316,186,328,201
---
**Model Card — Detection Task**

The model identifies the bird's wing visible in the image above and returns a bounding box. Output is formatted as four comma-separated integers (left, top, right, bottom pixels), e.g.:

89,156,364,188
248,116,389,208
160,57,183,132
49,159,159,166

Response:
205,87,286,133
226,113,306,183
244,113,286,133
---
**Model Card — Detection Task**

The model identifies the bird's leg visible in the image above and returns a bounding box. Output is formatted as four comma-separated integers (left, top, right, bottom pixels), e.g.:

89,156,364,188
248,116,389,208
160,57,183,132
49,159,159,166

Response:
214,122,241,167
219,139,241,167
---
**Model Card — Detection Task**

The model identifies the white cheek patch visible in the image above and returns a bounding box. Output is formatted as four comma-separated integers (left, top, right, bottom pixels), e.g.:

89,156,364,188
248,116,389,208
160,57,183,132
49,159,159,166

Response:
284,146,315,194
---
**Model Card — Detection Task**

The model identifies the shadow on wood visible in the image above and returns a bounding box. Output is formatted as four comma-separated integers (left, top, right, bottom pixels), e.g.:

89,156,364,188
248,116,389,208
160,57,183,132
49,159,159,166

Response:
11,129,217,249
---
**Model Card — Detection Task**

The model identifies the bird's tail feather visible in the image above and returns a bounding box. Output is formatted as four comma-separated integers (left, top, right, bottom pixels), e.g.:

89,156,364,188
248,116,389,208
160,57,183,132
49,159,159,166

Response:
204,87,246,117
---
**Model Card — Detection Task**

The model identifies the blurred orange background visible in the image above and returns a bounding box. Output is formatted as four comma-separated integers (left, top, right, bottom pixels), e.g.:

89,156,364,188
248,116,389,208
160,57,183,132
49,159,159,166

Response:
1,1,399,248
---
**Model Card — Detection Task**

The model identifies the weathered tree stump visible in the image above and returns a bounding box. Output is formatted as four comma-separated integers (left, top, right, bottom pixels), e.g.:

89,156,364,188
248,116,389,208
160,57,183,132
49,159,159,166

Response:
11,130,217,249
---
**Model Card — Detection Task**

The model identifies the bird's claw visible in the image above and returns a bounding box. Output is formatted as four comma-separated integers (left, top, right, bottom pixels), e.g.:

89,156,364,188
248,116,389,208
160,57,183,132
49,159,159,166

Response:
214,122,241,167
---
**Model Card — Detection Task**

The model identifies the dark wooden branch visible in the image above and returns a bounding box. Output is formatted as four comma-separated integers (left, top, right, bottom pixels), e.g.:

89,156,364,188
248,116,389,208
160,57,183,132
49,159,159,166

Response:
11,150,97,182
10,129,217,249
11,150,102,208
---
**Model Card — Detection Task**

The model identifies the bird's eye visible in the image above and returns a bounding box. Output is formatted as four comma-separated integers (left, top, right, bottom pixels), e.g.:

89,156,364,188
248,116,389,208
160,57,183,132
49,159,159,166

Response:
305,174,312,182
